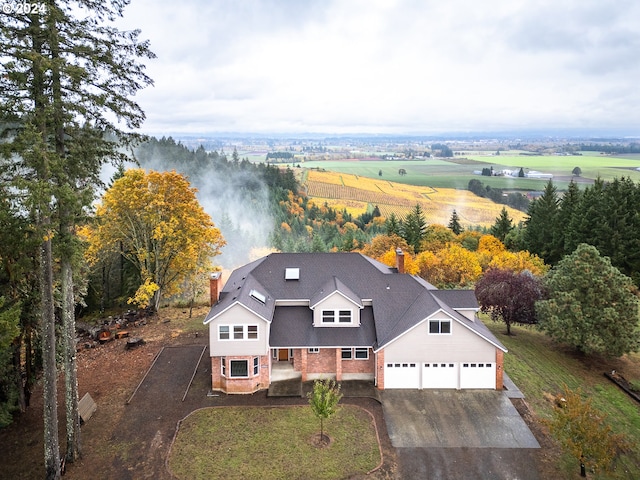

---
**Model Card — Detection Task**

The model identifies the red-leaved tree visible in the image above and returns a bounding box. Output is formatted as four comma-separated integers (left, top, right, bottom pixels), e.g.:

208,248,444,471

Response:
475,268,544,335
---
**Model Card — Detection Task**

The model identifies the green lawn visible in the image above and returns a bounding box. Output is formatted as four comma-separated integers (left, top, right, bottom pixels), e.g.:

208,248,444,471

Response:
167,405,381,480
486,321,640,479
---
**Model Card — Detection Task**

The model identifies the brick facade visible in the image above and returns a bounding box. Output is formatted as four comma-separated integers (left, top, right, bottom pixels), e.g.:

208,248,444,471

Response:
375,349,385,390
495,348,504,390
291,348,376,381
210,354,270,394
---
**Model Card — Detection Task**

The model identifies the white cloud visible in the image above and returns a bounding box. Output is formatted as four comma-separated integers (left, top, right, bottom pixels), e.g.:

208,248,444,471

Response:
117,0,640,135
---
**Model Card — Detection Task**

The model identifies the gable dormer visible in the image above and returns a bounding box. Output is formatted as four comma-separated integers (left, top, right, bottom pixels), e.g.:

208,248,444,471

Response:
310,277,363,327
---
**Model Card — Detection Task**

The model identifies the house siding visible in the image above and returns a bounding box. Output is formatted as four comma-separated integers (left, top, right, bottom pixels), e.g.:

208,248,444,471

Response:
208,304,269,357
383,313,496,363
312,293,361,327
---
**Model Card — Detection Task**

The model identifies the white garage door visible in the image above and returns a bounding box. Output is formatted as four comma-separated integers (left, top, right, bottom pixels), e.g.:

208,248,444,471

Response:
384,362,420,389
422,362,458,389
460,362,496,389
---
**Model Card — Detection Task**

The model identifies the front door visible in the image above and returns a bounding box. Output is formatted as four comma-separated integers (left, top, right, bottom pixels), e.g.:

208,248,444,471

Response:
278,349,289,361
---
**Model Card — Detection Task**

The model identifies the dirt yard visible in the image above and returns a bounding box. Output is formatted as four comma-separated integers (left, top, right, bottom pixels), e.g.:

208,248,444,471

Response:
0,306,563,480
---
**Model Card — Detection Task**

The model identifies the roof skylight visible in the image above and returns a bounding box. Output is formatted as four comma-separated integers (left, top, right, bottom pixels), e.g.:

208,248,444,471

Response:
249,289,266,304
285,267,300,280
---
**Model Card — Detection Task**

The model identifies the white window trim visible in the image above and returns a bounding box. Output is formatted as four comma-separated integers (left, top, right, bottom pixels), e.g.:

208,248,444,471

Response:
321,309,353,324
341,348,352,359
218,324,259,341
253,357,259,375
229,359,249,378
341,347,369,360
308,348,320,353
218,325,230,340
322,310,336,323
338,310,352,323
428,319,452,335
354,348,369,360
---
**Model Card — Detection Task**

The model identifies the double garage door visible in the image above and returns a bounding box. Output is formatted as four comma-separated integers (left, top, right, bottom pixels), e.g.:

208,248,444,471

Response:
384,361,496,389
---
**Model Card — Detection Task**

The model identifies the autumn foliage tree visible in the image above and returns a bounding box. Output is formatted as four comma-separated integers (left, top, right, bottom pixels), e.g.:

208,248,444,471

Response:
546,385,630,475
475,268,544,335
86,169,225,311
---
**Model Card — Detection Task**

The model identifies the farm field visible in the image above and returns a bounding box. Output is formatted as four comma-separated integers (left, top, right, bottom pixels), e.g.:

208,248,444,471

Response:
467,152,640,183
300,152,640,191
302,169,527,227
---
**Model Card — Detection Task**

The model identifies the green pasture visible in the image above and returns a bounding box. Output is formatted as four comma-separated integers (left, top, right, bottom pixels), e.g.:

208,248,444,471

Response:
300,153,640,191
467,153,640,183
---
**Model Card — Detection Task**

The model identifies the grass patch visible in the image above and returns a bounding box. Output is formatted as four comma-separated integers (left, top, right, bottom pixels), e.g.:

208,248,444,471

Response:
487,321,640,478
168,405,380,480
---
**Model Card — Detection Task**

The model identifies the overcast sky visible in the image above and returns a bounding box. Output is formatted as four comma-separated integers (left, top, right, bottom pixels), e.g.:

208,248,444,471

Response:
116,0,640,136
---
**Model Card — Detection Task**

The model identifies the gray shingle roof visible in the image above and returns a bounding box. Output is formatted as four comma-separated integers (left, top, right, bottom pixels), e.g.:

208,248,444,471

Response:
204,252,506,352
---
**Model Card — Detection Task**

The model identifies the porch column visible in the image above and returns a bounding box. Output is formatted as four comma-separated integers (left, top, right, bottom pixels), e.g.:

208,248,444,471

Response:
335,348,342,381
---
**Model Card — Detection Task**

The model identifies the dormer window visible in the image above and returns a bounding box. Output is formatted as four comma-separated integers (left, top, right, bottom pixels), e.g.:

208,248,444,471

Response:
321,309,352,324
322,310,335,323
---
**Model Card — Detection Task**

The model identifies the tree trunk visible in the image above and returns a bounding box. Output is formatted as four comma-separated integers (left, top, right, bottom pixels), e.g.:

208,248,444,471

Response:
40,235,61,480
49,8,81,463
62,258,81,463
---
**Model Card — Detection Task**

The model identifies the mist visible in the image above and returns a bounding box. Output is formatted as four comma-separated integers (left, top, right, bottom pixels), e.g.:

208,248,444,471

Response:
99,145,275,270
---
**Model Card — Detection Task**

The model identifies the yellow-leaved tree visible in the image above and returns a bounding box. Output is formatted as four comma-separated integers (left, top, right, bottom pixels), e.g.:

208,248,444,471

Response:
86,169,225,310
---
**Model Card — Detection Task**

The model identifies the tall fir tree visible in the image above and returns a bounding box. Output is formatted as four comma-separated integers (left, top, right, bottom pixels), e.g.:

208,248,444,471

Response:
1,1,154,475
385,212,402,237
402,204,427,252
489,207,513,242
447,209,463,235
553,180,582,258
523,180,560,264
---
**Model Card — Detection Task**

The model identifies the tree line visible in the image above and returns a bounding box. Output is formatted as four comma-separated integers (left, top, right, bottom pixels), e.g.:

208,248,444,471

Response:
518,178,640,285
467,179,530,211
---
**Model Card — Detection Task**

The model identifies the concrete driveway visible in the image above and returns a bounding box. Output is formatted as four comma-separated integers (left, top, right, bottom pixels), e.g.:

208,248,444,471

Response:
381,390,539,448
381,390,541,480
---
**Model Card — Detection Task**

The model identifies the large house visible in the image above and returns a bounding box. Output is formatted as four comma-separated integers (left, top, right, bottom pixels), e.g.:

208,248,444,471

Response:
204,251,507,394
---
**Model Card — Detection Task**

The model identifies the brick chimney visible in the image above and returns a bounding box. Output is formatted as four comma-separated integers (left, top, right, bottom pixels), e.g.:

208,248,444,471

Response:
210,271,222,306
395,248,405,274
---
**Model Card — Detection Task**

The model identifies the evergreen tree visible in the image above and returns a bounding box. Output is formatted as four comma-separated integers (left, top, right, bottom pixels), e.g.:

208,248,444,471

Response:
0,1,154,474
536,244,640,356
490,207,514,242
523,181,560,264
554,180,582,258
447,209,463,235
565,178,607,257
385,212,402,237
402,204,427,252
